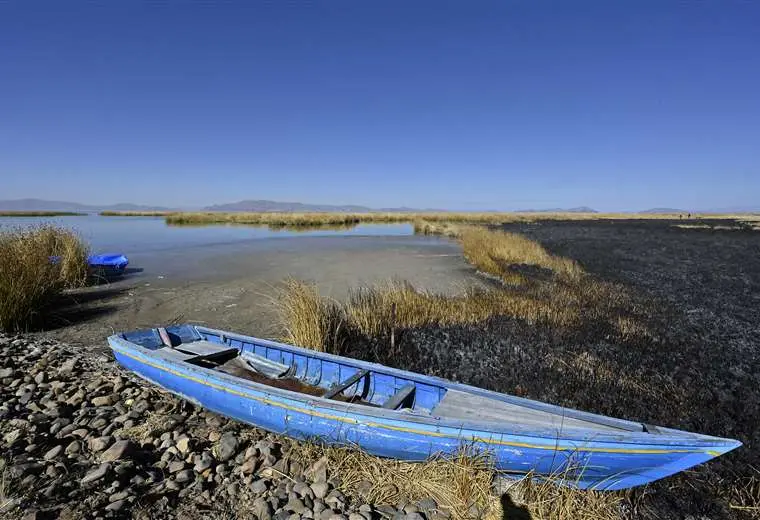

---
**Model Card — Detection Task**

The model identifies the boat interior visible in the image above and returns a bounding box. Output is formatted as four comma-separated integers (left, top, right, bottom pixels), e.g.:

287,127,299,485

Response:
121,325,648,433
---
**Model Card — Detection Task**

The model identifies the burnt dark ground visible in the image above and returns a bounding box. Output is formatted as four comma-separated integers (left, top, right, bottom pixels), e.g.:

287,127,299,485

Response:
358,219,760,519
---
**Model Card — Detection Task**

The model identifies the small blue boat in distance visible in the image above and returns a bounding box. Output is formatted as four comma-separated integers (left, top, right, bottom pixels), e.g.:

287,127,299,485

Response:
108,324,741,491
88,253,128,272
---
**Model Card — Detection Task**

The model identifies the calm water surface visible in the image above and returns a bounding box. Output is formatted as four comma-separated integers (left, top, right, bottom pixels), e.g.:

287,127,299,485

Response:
0,216,425,279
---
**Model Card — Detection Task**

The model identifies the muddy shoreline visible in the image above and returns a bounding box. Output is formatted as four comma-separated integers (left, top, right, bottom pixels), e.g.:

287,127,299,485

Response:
42,234,487,348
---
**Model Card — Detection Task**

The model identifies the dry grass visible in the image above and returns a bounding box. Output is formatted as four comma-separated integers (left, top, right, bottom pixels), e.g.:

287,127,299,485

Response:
460,226,582,281
0,460,19,519
167,212,367,227
505,473,623,520
278,277,645,366
273,278,345,352
115,412,179,443
290,443,501,520
0,226,89,331
728,471,760,517
288,442,622,520
415,221,582,280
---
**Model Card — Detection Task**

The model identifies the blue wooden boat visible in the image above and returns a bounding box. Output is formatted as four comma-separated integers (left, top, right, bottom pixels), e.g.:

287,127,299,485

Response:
108,324,741,491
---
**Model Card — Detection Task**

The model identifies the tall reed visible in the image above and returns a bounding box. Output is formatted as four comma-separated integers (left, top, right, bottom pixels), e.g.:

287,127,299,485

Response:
0,226,89,331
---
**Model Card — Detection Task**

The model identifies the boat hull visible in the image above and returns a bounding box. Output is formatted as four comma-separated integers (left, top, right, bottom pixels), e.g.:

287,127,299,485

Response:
108,326,741,491
88,253,128,271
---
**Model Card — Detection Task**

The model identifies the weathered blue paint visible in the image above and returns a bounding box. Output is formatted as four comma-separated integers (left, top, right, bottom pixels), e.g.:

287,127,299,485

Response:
108,324,741,491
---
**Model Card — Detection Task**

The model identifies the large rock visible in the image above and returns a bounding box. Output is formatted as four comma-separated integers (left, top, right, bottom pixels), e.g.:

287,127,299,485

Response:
81,462,110,484
213,432,239,462
91,395,114,407
306,456,329,483
310,482,330,499
42,445,63,461
65,440,81,455
194,452,214,473
100,439,136,462
253,497,274,520
88,436,113,452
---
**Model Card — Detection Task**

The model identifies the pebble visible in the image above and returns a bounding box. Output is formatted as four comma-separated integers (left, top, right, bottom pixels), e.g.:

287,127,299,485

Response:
91,395,113,407
176,436,191,454
416,499,437,512
307,456,329,483
81,462,110,484
254,497,274,520
175,469,195,483
42,445,63,460
311,482,330,499
88,436,113,452
214,432,239,462
105,500,125,512
168,460,186,473
100,439,136,462
251,478,268,494
64,440,81,455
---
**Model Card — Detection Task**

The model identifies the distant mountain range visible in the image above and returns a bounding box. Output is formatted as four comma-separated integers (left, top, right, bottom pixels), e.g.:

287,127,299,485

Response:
0,198,433,213
205,200,373,213
1,199,755,214
640,207,689,214
204,200,443,213
0,198,173,212
516,206,597,213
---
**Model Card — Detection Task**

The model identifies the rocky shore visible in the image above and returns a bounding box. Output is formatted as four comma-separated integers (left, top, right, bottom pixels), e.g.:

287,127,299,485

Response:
0,334,443,520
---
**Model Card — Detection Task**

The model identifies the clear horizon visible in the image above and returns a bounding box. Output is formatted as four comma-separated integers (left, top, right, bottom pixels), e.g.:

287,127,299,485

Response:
1,3,759,212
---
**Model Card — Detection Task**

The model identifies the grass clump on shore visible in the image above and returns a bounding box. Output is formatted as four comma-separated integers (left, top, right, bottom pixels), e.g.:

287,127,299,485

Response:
0,226,89,331
290,444,501,520
289,443,621,520
274,278,345,351
415,220,581,280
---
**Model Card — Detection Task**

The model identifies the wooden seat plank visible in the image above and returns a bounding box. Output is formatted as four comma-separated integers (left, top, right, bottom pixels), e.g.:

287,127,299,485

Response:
323,369,369,400
382,384,415,410
159,348,202,363
174,340,238,359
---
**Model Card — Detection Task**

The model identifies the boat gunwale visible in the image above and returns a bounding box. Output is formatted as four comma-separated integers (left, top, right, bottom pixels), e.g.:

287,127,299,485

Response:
107,328,737,450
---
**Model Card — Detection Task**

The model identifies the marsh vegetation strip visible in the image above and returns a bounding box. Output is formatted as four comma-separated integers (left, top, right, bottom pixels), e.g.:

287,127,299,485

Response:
98,211,172,217
162,210,760,227
278,223,760,519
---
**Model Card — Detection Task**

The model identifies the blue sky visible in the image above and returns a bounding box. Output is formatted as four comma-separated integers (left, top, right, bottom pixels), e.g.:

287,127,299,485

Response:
1,2,758,211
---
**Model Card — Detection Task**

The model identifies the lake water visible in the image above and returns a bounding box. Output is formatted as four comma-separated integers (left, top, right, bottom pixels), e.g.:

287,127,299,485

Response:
0,215,413,252
0,215,427,280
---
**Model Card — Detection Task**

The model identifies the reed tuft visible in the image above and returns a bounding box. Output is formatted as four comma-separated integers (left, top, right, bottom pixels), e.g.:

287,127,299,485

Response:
0,226,89,331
